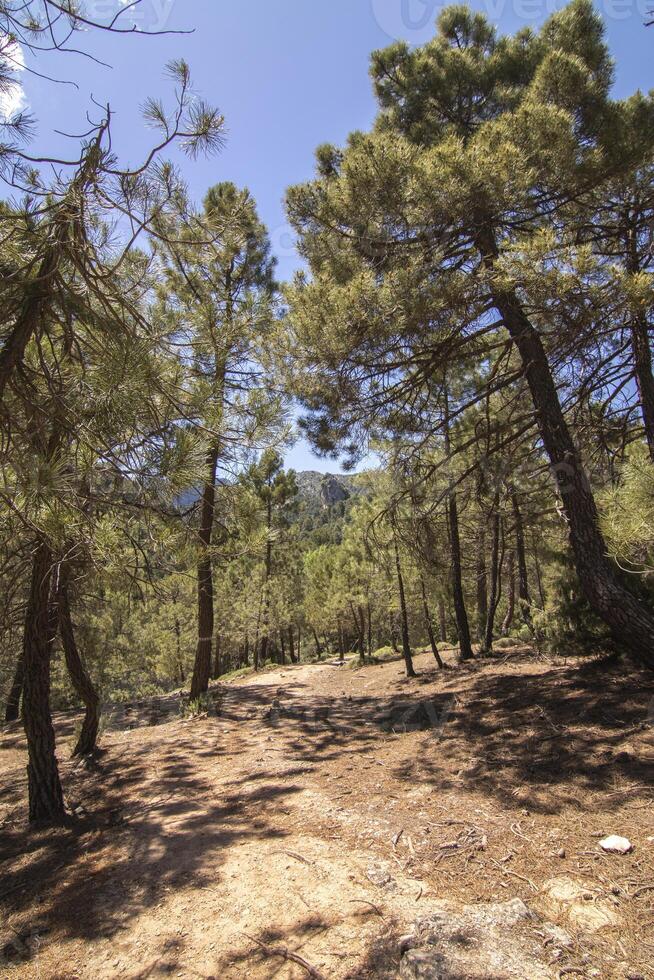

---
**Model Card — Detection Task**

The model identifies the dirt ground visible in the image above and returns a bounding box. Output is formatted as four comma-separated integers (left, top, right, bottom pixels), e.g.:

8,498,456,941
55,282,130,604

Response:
1,646,654,980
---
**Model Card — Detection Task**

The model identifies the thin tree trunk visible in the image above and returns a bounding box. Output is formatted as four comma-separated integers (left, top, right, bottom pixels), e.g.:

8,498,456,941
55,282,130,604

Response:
393,533,416,677
22,540,65,823
476,524,488,643
288,626,297,663
258,498,273,666
297,625,302,662
213,633,222,680
421,574,444,669
443,384,474,662
4,655,24,723
367,601,373,657
389,611,399,653
481,227,654,667
438,597,447,643
510,487,532,625
481,496,501,654
190,447,219,700
502,551,516,635
312,626,323,658
57,565,100,758
626,226,654,460
279,630,286,665
337,620,345,663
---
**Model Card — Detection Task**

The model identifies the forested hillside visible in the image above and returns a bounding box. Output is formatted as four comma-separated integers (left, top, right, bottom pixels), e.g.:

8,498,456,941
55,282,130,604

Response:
1,3,654,979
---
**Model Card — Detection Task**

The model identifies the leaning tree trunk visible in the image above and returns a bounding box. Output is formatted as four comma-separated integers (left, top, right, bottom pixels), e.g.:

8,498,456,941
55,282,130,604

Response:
4,654,24,723
190,448,219,701
393,534,416,677
481,228,654,667
420,574,444,669
57,566,100,758
22,540,65,823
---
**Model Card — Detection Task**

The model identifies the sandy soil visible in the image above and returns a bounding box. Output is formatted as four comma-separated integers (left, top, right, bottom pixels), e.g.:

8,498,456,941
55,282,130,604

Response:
1,647,653,979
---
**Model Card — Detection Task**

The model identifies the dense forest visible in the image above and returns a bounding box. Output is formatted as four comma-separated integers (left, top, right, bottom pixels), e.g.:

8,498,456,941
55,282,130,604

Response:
1,5,654,975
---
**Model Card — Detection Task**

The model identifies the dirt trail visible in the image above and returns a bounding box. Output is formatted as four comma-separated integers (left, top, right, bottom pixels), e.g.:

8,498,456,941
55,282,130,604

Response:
1,649,654,979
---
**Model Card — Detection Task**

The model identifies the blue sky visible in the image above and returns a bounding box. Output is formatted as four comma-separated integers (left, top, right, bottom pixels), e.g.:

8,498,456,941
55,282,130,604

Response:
12,0,654,472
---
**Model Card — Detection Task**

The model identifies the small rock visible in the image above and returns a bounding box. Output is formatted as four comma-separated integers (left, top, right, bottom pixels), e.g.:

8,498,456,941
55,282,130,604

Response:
366,864,396,890
599,835,633,855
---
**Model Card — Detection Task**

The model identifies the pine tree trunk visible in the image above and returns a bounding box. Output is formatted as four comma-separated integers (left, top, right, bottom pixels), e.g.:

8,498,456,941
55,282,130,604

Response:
367,602,373,657
421,574,444,668
481,497,501,654
312,627,323,658
438,597,448,643
626,228,654,460
4,655,24,723
258,499,273,667
279,630,286,665
389,612,399,653
22,540,65,823
57,566,100,758
502,551,516,635
288,626,297,663
481,229,654,667
190,448,219,700
443,384,474,661
447,495,474,661
393,534,416,677
337,620,345,663
213,633,222,679
476,524,488,642
510,487,532,625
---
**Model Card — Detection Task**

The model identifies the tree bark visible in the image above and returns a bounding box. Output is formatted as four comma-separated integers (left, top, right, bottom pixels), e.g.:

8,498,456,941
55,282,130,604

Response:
393,533,416,677
481,227,654,667
190,447,219,700
4,654,24,723
22,540,65,823
57,564,100,758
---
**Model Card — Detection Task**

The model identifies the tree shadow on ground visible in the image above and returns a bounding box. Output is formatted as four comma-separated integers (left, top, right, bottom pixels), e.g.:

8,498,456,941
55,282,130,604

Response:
1,650,653,971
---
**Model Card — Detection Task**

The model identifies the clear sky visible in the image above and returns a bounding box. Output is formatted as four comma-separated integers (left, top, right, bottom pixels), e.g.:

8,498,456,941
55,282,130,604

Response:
12,0,654,472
